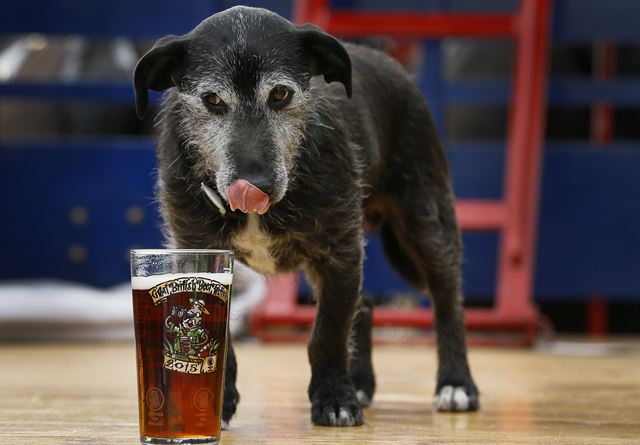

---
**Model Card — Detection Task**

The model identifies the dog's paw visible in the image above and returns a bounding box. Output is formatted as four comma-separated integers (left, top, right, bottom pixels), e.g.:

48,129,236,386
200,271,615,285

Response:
433,385,479,412
311,387,364,426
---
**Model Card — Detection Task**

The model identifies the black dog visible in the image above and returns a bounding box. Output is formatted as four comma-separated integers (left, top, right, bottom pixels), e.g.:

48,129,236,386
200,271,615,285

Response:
134,6,478,427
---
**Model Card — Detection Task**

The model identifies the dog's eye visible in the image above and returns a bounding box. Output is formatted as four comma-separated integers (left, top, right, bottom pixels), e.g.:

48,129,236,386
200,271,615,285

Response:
268,86,292,109
206,94,222,106
202,93,227,113
270,88,289,102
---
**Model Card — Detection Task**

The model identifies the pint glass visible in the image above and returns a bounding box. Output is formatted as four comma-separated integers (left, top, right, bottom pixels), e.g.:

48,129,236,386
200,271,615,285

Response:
130,250,234,444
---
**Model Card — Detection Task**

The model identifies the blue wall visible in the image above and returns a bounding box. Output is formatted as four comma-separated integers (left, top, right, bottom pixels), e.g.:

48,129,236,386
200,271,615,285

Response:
2,141,638,301
1,0,639,302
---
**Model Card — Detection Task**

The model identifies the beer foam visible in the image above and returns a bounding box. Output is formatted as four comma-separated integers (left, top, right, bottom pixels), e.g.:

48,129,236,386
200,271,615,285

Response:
131,272,233,289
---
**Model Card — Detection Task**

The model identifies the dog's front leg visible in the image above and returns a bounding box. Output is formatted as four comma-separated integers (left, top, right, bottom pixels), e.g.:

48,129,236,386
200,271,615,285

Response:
305,248,364,427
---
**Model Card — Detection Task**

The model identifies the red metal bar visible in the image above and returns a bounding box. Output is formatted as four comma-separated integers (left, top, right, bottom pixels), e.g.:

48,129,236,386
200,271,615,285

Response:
586,297,609,338
294,0,330,27
249,274,299,334
495,0,551,320
327,12,516,38
256,332,535,347
455,200,507,231
591,42,616,145
586,42,616,337
293,0,516,38
294,0,516,37
255,305,538,330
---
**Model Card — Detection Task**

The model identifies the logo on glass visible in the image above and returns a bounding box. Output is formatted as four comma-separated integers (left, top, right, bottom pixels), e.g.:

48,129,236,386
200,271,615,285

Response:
146,387,165,411
161,296,219,374
193,388,215,412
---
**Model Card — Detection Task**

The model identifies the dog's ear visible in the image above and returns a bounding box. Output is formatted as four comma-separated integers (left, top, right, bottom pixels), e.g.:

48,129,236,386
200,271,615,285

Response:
297,24,352,98
133,35,188,119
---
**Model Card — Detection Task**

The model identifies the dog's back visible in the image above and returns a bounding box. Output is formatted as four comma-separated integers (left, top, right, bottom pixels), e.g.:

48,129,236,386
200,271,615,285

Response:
307,43,452,224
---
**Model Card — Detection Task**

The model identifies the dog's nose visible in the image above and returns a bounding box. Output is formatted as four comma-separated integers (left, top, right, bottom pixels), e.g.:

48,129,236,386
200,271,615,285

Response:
234,156,274,195
238,175,273,196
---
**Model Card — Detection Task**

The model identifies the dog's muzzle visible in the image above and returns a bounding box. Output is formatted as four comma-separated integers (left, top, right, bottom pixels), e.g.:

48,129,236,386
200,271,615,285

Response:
227,179,270,215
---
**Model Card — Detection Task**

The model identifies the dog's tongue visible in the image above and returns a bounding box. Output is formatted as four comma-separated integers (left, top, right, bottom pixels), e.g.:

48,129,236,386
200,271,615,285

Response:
227,179,270,215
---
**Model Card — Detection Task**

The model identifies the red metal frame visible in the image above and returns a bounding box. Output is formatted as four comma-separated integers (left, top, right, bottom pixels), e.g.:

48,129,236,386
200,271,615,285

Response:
586,41,616,337
250,0,553,345
591,42,616,146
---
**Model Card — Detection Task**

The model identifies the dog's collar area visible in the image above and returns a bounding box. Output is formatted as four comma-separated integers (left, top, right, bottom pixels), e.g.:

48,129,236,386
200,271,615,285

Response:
200,182,227,216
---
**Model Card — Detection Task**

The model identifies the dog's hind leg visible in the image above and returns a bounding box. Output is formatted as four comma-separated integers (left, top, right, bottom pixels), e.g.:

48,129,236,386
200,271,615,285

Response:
349,295,375,407
381,199,479,412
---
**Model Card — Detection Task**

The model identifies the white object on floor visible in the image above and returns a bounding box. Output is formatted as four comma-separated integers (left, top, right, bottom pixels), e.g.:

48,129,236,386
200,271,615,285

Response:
0,261,267,341
0,280,133,341
228,262,267,337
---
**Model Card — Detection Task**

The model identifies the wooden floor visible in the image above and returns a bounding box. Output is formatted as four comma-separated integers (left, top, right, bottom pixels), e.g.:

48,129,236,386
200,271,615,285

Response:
1,340,639,444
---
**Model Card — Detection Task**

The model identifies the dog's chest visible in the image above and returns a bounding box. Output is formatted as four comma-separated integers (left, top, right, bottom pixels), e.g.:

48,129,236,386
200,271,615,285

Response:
232,214,278,275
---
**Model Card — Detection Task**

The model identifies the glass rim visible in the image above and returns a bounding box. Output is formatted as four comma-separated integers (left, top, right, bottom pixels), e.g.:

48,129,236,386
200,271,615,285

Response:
130,249,234,256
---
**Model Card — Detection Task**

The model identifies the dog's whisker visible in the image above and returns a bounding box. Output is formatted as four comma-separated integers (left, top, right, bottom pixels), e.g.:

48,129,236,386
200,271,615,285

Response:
166,154,182,170
200,182,227,216
314,122,335,130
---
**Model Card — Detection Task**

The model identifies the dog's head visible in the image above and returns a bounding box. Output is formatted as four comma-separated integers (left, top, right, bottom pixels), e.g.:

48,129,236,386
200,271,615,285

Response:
134,6,351,214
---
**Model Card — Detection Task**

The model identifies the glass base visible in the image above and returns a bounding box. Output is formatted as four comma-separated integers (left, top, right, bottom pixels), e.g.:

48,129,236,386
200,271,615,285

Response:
141,436,219,445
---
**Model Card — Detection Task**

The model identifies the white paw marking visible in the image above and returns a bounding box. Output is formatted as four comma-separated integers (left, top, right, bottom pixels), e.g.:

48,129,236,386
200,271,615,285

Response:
338,407,353,426
434,385,470,411
221,420,229,430
356,390,371,407
327,410,337,425
453,387,470,411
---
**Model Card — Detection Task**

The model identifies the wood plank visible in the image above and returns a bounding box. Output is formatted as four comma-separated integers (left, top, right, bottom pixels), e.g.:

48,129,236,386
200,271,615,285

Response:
1,342,639,444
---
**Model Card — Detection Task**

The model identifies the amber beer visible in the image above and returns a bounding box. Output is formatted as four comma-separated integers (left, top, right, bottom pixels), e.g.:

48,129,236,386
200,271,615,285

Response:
131,250,233,445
